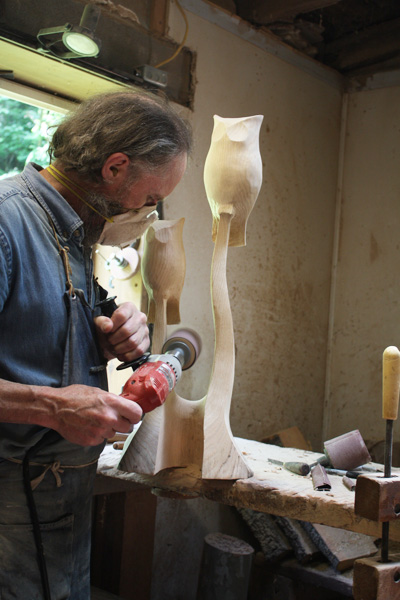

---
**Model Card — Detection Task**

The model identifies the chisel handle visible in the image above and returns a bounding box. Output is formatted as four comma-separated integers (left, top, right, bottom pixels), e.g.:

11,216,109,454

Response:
382,346,400,420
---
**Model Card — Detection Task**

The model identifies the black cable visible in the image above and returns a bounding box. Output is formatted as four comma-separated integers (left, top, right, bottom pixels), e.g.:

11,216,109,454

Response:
22,450,52,600
21,431,62,600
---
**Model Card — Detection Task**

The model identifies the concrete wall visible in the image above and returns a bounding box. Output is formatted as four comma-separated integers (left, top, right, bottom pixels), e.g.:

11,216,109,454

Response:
324,86,400,443
162,4,342,452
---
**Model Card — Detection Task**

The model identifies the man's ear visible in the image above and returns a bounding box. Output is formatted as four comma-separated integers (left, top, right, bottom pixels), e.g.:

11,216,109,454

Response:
101,153,130,183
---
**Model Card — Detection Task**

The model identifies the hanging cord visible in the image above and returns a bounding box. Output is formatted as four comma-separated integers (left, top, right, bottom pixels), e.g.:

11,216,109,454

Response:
18,438,98,600
155,0,189,68
23,452,52,600
46,214,74,296
47,164,113,223
21,431,62,600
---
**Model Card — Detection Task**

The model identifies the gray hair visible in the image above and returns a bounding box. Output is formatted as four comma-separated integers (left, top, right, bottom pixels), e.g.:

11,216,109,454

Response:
49,90,192,182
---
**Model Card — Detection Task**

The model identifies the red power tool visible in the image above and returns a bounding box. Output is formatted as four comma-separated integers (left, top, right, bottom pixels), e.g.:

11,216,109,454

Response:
118,329,201,413
97,296,201,414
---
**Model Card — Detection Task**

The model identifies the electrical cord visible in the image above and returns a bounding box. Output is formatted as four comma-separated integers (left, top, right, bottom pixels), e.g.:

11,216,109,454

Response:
21,430,62,600
23,448,52,600
155,0,189,68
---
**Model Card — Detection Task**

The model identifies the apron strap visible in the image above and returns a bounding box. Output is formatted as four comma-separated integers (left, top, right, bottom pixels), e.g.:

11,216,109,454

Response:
46,214,75,295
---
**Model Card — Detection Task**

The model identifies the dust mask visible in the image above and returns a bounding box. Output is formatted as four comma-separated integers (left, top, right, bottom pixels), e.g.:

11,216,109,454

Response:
96,205,158,247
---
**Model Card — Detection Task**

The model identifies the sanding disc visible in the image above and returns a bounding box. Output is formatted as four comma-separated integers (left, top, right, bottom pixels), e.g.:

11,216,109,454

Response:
163,328,202,370
109,247,140,280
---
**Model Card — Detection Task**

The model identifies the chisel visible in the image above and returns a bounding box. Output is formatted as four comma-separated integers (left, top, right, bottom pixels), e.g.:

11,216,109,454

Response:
268,458,310,476
381,346,400,562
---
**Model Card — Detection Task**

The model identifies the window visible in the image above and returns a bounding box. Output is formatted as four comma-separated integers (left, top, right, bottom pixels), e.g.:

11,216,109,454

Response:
0,97,63,178
0,79,73,178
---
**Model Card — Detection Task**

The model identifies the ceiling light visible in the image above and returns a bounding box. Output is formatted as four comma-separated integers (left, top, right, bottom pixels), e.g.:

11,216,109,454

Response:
37,4,101,59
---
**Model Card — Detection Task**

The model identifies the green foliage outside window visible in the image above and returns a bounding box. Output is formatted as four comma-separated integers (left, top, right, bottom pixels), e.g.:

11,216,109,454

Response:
0,97,63,178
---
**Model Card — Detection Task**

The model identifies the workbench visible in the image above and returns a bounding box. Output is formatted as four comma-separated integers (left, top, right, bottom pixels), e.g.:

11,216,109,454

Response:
92,437,400,599
95,436,400,542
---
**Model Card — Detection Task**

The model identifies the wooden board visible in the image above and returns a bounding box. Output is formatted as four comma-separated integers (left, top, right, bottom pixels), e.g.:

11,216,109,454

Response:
97,438,400,541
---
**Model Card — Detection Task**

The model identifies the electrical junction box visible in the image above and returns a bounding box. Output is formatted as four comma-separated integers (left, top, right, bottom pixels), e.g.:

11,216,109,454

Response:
136,65,167,87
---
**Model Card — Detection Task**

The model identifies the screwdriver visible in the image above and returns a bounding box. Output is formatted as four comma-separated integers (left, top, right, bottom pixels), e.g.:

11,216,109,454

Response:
381,346,400,562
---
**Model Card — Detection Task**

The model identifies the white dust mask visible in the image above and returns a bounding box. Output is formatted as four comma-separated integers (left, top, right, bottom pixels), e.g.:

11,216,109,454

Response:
97,205,158,247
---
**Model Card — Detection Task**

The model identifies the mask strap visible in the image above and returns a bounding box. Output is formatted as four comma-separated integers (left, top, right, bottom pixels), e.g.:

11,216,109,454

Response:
47,164,114,224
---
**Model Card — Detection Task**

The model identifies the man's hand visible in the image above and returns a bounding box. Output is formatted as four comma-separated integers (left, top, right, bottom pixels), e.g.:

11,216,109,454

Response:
95,302,150,363
36,384,143,447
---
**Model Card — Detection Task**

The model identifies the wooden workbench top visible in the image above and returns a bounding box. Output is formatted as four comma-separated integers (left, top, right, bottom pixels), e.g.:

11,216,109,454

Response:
96,437,400,541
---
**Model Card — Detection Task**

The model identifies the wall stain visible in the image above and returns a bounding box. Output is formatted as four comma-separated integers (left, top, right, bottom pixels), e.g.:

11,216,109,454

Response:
370,232,379,263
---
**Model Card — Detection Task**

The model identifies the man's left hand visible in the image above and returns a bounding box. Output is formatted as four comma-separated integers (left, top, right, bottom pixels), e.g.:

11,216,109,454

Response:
95,302,150,362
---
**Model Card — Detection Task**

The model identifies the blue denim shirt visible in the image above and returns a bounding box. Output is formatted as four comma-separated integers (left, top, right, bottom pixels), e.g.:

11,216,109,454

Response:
0,163,97,457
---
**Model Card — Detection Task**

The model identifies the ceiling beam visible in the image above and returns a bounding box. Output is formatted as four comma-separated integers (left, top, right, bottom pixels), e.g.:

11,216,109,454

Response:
235,0,343,24
323,17,400,72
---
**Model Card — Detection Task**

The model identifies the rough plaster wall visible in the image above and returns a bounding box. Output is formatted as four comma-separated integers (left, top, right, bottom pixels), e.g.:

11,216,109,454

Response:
326,86,400,443
162,6,342,452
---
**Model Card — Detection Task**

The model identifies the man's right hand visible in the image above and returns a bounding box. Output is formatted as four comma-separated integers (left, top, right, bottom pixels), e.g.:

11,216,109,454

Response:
0,379,143,447
34,383,143,447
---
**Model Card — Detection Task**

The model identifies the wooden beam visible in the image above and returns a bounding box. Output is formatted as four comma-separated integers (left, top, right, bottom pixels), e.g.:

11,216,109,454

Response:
150,0,169,36
235,0,342,24
323,17,400,72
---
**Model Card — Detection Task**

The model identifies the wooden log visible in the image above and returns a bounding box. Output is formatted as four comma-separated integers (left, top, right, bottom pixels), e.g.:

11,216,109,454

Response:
196,532,254,600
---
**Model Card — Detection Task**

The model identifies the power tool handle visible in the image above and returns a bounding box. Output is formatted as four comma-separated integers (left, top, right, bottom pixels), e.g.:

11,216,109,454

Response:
95,295,151,371
96,296,118,318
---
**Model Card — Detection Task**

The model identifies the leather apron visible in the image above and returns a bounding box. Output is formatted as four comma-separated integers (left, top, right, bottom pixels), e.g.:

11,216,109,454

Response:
0,216,108,600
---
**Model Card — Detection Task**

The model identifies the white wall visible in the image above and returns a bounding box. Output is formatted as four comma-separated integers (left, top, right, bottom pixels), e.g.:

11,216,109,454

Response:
325,86,400,443
163,5,343,451
147,8,345,599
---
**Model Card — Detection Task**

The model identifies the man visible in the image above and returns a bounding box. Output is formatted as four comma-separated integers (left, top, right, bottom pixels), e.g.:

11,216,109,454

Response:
0,90,191,599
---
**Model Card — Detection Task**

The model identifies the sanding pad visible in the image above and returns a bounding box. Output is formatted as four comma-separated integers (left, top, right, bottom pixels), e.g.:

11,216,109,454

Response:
163,328,202,370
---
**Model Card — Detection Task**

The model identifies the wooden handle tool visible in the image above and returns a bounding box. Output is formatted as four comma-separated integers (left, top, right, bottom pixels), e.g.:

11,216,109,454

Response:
381,346,400,562
268,458,310,476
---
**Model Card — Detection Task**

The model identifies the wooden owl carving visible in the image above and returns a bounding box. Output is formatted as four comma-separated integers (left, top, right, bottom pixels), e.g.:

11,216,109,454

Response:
204,114,263,247
141,218,185,325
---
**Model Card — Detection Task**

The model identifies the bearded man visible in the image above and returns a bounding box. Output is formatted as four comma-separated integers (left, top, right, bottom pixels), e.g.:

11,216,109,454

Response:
0,90,191,600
